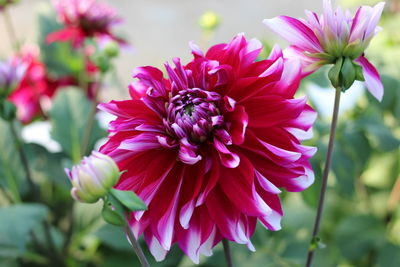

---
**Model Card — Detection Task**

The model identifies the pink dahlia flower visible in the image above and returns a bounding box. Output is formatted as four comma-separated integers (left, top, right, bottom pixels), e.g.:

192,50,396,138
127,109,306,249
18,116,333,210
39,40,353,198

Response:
0,58,26,98
47,0,125,47
264,0,385,101
100,34,316,263
8,47,73,123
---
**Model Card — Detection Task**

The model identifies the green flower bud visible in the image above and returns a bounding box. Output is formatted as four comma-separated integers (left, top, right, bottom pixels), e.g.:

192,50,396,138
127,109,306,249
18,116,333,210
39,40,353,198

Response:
0,100,17,121
198,11,220,32
328,57,343,89
65,151,120,203
103,41,119,58
340,57,356,90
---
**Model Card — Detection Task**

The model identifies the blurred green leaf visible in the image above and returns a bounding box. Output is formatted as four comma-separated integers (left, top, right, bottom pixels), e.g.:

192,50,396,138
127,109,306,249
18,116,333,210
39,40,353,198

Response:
94,224,131,251
37,10,83,77
49,88,105,162
335,215,385,260
331,144,356,197
110,189,147,212
0,119,26,201
376,242,400,267
0,204,49,258
24,143,69,189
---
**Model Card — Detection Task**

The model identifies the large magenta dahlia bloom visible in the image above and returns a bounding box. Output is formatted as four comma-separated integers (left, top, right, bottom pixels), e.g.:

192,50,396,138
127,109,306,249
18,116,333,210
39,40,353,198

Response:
100,34,317,263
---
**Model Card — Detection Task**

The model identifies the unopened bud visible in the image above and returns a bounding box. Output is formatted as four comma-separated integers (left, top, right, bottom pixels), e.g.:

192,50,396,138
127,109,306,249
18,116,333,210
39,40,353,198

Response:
103,41,119,58
65,151,120,203
198,11,220,32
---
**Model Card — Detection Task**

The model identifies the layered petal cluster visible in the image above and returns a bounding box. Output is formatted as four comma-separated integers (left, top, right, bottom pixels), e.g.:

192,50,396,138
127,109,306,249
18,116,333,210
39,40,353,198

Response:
264,0,385,100
47,0,125,47
8,46,73,123
100,34,316,263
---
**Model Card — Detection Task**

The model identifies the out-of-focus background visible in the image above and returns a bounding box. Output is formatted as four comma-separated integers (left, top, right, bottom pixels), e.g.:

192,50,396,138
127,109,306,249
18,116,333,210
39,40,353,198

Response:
1,0,400,267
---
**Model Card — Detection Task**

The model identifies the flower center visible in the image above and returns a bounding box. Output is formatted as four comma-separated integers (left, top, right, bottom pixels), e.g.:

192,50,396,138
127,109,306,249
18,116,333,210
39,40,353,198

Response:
165,88,224,143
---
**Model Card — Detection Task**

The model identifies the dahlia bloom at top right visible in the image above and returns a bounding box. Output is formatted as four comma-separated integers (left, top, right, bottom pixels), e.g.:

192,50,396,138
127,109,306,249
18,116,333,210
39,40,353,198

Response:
263,0,385,101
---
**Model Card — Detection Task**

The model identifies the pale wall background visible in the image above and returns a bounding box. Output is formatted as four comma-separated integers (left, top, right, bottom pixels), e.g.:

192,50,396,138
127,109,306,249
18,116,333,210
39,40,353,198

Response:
0,0,323,99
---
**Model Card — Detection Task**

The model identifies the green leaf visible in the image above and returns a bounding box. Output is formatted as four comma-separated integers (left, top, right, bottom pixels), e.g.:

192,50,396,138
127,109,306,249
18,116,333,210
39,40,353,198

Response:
0,119,26,202
0,204,49,258
102,195,126,226
37,9,84,77
376,242,400,267
49,88,106,162
94,224,131,251
110,189,147,212
335,215,385,260
331,144,356,197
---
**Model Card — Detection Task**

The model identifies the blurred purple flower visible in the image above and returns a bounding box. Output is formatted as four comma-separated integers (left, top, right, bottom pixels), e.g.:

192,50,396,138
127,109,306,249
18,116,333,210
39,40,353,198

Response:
0,58,26,98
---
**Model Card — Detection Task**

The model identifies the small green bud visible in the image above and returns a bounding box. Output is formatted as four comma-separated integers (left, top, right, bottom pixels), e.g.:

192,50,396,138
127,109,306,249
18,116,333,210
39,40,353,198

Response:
328,57,343,89
103,41,119,58
340,57,356,90
198,11,220,32
65,151,120,203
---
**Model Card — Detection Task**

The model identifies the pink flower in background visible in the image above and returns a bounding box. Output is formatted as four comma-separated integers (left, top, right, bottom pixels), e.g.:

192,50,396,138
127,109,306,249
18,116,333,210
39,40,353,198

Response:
99,34,316,263
47,0,125,47
8,47,73,123
264,0,385,100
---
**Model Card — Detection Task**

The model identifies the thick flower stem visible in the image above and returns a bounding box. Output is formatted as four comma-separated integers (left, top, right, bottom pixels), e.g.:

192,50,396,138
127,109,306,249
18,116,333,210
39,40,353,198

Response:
222,239,233,267
305,87,341,267
3,8,19,52
125,225,150,267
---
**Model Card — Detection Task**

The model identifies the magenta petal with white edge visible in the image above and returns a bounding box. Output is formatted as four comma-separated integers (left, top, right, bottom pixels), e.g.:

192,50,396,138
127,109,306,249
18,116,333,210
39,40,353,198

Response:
263,16,323,53
355,56,384,101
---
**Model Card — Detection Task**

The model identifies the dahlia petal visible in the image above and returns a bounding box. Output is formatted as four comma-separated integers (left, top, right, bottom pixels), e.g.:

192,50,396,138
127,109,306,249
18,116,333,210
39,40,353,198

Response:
144,232,168,262
285,126,314,140
180,200,195,229
255,171,281,194
219,157,272,217
244,96,307,128
119,133,162,152
355,56,383,101
213,138,240,168
365,2,385,38
259,209,282,231
199,226,216,257
349,6,373,43
226,105,248,145
263,16,323,53
288,162,315,192
267,44,283,60
156,178,183,250
189,41,204,57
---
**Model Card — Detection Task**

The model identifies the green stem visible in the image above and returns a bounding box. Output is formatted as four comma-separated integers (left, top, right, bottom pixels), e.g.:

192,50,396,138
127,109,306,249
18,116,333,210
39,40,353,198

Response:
125,225,150,267
305,87,341,267
222,239,233,267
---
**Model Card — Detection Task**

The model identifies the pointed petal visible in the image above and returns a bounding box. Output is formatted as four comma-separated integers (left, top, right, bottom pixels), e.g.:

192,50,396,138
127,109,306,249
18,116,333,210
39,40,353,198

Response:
355,56,383,101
